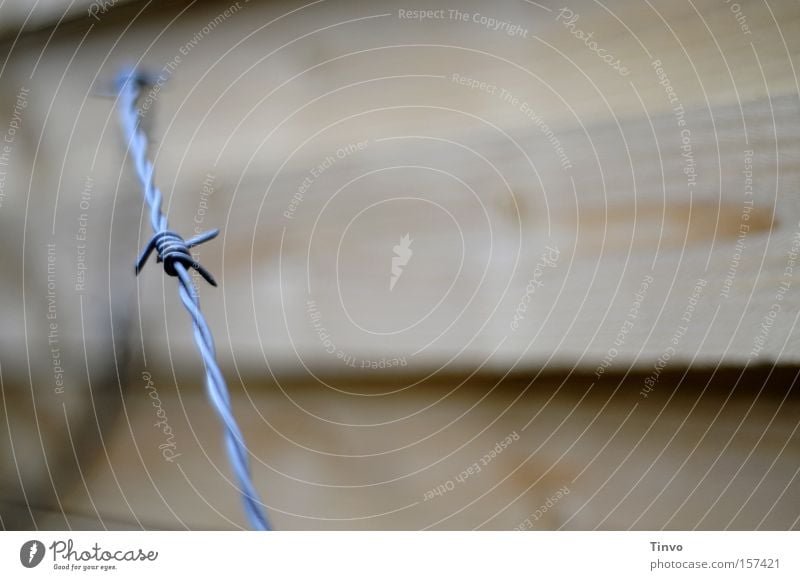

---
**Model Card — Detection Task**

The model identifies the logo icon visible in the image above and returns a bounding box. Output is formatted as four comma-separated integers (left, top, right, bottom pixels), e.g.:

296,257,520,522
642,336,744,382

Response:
390,234,413,291
20,540,45,568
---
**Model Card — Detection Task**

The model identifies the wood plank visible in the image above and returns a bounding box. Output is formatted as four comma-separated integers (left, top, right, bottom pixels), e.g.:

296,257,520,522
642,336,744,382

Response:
56,369,800,530
1,0,800,530
1,0,797,376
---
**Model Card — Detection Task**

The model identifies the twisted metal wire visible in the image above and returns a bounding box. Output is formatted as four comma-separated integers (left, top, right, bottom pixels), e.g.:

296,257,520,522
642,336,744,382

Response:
115,68,271,531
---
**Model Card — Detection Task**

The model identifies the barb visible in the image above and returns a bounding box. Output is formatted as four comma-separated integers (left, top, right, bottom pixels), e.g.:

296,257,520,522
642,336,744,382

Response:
115,67,271,531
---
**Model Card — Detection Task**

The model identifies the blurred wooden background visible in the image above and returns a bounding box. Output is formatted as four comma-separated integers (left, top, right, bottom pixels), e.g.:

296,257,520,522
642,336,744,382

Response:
1,0,799,529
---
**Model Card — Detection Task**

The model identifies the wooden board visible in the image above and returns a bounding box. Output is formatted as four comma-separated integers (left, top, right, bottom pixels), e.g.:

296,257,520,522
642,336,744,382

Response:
1,0,799,530
2,0,799,377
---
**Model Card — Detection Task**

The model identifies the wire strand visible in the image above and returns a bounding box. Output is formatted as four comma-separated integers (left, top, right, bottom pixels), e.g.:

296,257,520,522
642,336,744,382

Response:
115,68,271,531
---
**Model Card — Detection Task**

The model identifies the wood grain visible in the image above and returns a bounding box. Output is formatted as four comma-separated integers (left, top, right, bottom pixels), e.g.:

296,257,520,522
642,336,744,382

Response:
1,0,799,530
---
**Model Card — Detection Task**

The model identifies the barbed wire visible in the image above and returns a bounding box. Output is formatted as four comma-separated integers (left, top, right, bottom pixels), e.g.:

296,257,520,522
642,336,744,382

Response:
115,68,271,531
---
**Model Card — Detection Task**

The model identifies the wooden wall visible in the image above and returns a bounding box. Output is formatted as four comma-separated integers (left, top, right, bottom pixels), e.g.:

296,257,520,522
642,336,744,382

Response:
1,0,798,529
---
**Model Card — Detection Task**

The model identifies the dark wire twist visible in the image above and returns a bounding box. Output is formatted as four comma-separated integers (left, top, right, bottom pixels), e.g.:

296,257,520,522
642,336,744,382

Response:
116,67,271,531
135,228,220,286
